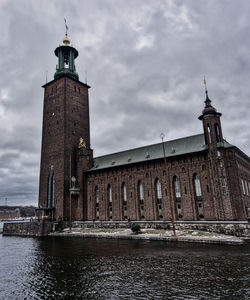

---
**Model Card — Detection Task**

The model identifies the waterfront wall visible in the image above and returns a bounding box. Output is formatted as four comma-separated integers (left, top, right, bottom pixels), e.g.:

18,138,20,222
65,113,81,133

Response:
3,220,54,237
73,220,250,237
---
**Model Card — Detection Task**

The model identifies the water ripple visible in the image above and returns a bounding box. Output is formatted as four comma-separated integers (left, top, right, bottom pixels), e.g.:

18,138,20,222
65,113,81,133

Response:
0,236,249,299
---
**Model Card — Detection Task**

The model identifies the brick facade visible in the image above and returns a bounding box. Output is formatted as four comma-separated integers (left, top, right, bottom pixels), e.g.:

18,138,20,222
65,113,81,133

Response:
38,39,250,222
38,75,92,220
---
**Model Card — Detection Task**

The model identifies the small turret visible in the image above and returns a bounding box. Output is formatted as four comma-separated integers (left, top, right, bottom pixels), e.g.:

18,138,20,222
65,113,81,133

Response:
199,80,223,146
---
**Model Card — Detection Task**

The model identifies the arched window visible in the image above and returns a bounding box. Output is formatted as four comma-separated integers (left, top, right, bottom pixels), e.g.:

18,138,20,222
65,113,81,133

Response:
107,184,112,219
193,173,204,219
173,176,181,200
47,174,51,208
138,181,144,204
108,185,112,203
138,181,144,219
155,178,163,219
173,176,182,219
221,176,227,195
51,173,55,208
47,171,55,208
95,186,99,220
122,183,127,203
214,123,221,142
122,182,127,220
155,179,162,203
207,124,211,144
95,186,99,205
194,174,202,200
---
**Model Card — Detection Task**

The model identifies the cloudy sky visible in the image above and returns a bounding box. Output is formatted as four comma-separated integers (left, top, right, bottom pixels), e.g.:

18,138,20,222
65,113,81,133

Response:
0,0,249,206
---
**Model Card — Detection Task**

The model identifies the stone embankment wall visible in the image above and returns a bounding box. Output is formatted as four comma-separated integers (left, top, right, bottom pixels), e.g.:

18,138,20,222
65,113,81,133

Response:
73,220,250,237
3,220,54,237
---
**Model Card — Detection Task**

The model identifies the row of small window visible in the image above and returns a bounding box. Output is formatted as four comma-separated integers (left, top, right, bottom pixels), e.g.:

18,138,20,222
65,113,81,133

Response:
242,179,250,196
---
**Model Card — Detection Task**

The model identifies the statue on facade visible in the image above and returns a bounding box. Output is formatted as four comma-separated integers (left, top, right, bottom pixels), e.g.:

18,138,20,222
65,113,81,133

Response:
78,137,86,149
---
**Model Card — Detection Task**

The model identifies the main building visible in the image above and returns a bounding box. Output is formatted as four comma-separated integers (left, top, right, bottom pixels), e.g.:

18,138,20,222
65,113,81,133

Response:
38,34,250,222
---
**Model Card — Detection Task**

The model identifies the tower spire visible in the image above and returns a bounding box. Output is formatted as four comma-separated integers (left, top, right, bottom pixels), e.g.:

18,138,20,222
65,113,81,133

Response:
63,18,70,45
199,77,222,119
64,18,68,36
203,76,212,107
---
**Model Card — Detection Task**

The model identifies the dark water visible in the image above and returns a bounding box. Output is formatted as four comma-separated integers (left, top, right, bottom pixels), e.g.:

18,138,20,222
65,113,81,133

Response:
0,235,249,300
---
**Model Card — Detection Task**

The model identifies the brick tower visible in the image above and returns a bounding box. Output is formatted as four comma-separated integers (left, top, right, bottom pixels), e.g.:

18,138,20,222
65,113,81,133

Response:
199,87,234,220
38,33,93,220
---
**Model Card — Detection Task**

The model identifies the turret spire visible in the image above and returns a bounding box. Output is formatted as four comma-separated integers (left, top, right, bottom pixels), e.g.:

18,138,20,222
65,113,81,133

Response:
199,76,220,117
63,18,70,45
203,76,212,107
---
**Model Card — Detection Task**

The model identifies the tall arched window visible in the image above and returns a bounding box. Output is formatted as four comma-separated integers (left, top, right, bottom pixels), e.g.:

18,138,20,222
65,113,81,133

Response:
207,124,211,144
194,174,202,200
108,184,112,203
138,181,144,219
155,179,162,203
173,176,181,200
138,181,144,204
221,176,227,195
47,171,55,208
214,123,221,142
122,183,127,203
107,184,112,219
173,176,182,219
122,182,127,220
193,173,204,219
95,186,99,204
47,174,51,208
51,173,55,208
155,178,163,219
95,186,99,219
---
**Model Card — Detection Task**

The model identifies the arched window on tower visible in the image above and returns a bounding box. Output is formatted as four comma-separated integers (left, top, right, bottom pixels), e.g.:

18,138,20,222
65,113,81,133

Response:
122,182,127,220
138,181,144,219
221,176,227,196
47,171,55,209
173,176,182,219
193,173,204,219
47,174,51,208
107,184,112,220
51,173,55,208
95,186,99,220
207,124,211,144
155,178,163,219
214,123,221,142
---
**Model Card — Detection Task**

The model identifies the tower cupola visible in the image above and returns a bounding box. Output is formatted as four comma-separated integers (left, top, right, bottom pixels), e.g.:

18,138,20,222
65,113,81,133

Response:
54,33,79,81
199,79,223,146
199,90,221,119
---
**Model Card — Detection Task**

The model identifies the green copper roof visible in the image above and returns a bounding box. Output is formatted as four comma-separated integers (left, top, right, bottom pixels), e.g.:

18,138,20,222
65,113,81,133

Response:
89,133,233,172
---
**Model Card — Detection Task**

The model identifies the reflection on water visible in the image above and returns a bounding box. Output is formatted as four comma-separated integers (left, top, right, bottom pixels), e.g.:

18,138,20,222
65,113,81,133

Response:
0,235,249,299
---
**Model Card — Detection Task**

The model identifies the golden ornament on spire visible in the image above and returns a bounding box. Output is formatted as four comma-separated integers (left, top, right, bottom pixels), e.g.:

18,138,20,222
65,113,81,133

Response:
63,32,70,45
